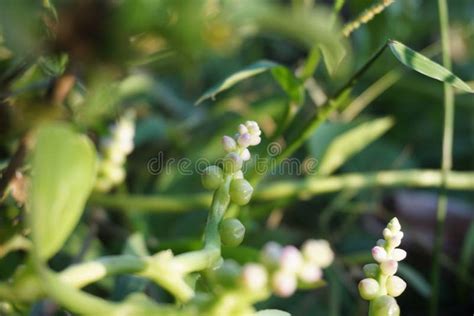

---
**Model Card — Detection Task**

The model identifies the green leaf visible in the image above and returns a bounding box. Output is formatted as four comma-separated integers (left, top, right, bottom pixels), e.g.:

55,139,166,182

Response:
271,66,305,105
255,310,291,316
388,40,474,93
318,117,394,175
195,60,278,104
398,263,431,298
29,123,97,260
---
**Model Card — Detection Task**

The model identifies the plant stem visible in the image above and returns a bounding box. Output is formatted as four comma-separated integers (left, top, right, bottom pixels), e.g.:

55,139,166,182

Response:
431,0,454,314
90,170,474,213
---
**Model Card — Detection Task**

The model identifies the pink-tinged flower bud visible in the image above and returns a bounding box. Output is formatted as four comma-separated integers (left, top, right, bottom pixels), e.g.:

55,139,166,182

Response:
240,148,251,161
380,260,398,276
371,295,400,316
261,242,283,268
223,152,243,174
222,136,237,152
238,124,249,135
245,121,261,136
241,263,268,291
363,263,380,278
301,239,334,268
390,232,403,247
272,270,297,297
298,263,322,283
391,249,407,261
386,276,406,297
376,239,386,247
383,228,392,240
358,278,380,300
279,246,303,272
372,246,387,263
238,133,252,147
387,217,401,233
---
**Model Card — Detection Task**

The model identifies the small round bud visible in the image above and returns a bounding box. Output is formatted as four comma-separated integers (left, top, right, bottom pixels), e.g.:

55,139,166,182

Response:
372,246,387,263
261,242,283,268
223,153,243,174
301,239,334,268
201,165,224,190
279,246,303,273
214,260,241,288
241,263,267,291
240,148,251,161
249,135,261,146
229,179,253,205
363,263,380,278
219,218,245,247
387,217,401,233
391,249,407,261
383,228,392,240
298,263,322,283
390,232,404,247
233,170,244,179
245,121,261,136
102,163,125,183
272,270,297,297
222,136,237,152
358,278,380,300
371,295,400,316
238,124,249,135
380,260,398,276
238,133,252,147
386,276,406,297
376,239,386,247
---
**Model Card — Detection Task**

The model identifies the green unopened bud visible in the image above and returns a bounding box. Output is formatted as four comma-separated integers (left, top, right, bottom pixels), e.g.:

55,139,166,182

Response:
363,263,380,278
201,165,224,190
219,218,245,247
386,276,406,297
223,153,243,174
229,179,253,205
370,295,400,316
387,217,401,233
215,260,242,287
358,278,380,300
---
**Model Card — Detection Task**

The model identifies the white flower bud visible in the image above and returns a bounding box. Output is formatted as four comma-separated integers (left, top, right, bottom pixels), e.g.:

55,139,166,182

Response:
387,217,401,233
102,163,125,183
301,239,334,268
223,152,243,174
240,148,251,161
241,263,267,291
233,170,244,179
372,246,387,263
261,242,282,268
298,263,322,283
238,133,252,147
376,239,386,247
272,270,297,297
238,124,248,135
249,135,261,146
358,278,380,300
391,249,407,261
386,276,406,297
363,263,379,278
245,121,261,136
383,228,392,240
371,295,400,316
390,232,403,247
380,260,398,276
222,136,237,152
279,246,303,273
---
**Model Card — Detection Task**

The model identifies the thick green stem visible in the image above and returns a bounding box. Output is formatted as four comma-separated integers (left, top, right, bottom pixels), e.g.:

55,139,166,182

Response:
431,0,454,314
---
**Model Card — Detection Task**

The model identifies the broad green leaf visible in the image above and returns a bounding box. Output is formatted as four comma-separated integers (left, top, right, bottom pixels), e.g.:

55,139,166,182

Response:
271,66,305,105
255,310,291,316
195,60,278,104
318,117,394,175
30,123,97,260
388,40,473,93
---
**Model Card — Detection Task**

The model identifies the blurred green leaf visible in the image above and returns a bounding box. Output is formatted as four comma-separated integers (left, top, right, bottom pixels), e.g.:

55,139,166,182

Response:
29,123,97,260
388,40,473,93
318,117,394,175
195,60,278,104
398,263,431,298
271,67,305,105
459,220,474,283
255,309,291,316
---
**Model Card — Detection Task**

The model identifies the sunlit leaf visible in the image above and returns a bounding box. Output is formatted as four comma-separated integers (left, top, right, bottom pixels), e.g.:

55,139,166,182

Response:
271,66,305,105
318,117,394,175
29,123,97,260
388,40,473,93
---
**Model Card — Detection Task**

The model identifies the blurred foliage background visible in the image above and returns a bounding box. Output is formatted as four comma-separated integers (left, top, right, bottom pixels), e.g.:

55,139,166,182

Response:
0,0,473,315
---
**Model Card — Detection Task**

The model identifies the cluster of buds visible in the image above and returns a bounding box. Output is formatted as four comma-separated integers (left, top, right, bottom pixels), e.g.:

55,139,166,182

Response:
358,217,407,316
243,239,335,297
202,121,262,206
95,111,135,192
